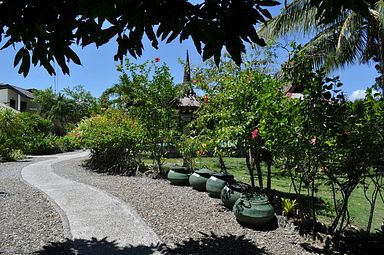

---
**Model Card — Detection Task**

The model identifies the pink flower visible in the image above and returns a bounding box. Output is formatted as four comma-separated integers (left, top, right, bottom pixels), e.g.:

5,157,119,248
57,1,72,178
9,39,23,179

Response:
310,136,317,145
155,57,160,62
193,79,198,84
251,128,259,139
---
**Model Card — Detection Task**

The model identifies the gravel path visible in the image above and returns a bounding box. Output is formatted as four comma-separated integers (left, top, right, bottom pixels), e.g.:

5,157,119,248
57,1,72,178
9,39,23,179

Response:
52,157,320,255
0,157,68,255
1,154,321,254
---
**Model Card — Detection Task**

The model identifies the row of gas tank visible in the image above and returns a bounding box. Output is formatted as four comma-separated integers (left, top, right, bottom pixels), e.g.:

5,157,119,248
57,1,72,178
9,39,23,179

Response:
167,166,275,227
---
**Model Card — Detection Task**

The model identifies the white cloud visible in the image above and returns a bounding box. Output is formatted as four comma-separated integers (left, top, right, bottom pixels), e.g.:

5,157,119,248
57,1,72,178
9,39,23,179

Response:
348,89,380,101
348,90,366,101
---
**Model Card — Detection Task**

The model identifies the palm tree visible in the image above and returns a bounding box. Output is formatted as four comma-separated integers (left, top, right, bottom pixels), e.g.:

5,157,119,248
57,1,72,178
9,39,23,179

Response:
260,0,384,96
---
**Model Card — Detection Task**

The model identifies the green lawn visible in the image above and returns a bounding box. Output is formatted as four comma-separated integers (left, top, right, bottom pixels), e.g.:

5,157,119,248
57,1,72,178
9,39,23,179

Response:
145,156,384,232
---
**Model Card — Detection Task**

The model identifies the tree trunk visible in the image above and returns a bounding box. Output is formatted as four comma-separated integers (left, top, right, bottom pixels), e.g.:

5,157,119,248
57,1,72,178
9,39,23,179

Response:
365,174,383,232
266,163,272,192
380,36,384,98
263,148,272,192
219,154,227,173
246,148,255,188
367,187,379,232
255,155,263,188
288,166,299,195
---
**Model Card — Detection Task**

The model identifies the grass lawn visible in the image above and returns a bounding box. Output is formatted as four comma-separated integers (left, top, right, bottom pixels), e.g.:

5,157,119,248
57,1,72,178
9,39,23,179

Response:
145,156,384,232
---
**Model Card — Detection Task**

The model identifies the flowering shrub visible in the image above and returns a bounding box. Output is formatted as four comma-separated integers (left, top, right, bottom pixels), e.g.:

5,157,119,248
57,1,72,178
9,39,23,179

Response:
76,109,146,175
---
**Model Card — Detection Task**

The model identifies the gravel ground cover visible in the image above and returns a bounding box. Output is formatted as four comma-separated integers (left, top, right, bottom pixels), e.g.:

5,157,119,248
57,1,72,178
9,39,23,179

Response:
0,157,67,255
53,157,321,255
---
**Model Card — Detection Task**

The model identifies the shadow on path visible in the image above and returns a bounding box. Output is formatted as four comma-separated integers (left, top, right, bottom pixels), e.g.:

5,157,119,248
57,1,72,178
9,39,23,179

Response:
167,231,269,255
34,237,164,255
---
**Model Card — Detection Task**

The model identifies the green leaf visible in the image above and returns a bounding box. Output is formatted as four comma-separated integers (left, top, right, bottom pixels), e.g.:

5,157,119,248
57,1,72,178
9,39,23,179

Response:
65,47,82,65
18,49,31,77
14,48,24,67
322,91,332,100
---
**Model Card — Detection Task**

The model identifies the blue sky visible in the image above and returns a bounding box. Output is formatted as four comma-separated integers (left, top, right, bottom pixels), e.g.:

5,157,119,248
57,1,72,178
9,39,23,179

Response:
0,38,202,97
0,2,378,100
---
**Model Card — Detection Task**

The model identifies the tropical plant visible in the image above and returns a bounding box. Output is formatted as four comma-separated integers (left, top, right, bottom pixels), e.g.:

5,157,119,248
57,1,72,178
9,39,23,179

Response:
0,109,26,160
258,49,384,232
33,85,97,135
281,198,298,217
76,109,146,175
260,0,384,95
193,56,283,190
0,110,75,159
102,59,180,176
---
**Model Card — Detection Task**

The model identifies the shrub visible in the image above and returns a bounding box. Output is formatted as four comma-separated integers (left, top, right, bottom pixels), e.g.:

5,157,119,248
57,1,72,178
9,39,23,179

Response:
55,134,80,152
0,110,28,160
25,135,60,155
0,110,78,159
77,109,146,175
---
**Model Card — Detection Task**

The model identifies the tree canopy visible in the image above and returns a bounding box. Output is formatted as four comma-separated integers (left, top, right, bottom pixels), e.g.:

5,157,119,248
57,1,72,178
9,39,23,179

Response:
1,0,380,77
0,0,280,76
260,0,384,95
308,0,381,24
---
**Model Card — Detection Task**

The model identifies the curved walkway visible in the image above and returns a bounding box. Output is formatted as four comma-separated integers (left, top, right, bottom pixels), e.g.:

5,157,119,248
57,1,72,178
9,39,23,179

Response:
21,151,162,254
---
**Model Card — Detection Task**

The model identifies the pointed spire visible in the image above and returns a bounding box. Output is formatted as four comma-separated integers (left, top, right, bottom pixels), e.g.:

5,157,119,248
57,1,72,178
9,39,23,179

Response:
183,50,191,84
178,50,200,109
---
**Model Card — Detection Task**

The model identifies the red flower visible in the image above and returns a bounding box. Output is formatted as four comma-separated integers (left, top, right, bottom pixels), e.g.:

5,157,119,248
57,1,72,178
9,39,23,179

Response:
251,128,259,139
204,95,209,103
155,57,160,62
193,79,198,84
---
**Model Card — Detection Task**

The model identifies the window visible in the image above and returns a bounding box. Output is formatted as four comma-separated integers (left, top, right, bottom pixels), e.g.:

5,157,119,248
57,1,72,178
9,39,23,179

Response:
21,101,27,112
10,99,16,109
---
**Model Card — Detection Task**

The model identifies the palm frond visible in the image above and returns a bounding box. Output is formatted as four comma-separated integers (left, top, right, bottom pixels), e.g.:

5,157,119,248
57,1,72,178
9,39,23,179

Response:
293,13,366,72
297,22,344,70
259,0,319,39
337,14,354,50
374,0,384,31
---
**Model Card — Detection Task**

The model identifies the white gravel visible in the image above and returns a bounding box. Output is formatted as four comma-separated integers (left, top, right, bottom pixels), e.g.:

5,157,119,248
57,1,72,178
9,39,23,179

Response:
0,157,67,255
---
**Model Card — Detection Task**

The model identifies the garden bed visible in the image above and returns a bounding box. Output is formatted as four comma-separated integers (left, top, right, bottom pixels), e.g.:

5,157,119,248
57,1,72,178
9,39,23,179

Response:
52,157,321,254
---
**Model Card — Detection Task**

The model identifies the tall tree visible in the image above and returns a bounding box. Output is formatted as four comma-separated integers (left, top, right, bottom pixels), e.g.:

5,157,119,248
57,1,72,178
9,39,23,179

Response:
33,85,96,135
193,56,282,190
260,0,384,95
102,59,179,175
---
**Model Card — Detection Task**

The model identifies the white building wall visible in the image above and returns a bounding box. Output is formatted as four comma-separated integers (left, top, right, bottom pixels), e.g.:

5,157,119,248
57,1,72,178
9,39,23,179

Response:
0,89,36,112
0,89,9,104
7,89,20,109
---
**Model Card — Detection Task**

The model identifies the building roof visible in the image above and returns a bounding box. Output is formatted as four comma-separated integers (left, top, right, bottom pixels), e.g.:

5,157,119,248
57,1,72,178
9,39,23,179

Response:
178,93,201,108
0,83,35,99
